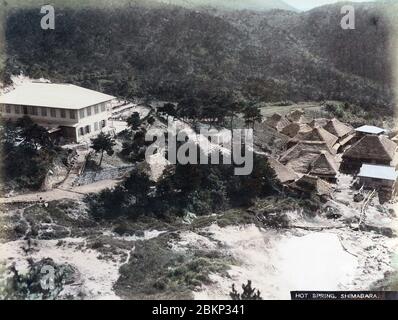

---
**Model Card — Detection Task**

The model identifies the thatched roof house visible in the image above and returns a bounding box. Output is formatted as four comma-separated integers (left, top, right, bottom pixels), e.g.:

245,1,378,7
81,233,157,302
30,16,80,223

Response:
287,109,311,123
254,122,290,152
279,142,339,181
323,118,353,138
280,141,335,164
281,123,312,138
292,127,338,149
309,151,340,182
265,113,291,132
342,135,397,172
290,174,334,197
268,157,298,184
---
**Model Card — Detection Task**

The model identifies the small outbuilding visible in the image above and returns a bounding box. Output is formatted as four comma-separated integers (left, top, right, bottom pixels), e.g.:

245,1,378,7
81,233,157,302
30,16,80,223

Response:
355,125,385,136
358,164,398,201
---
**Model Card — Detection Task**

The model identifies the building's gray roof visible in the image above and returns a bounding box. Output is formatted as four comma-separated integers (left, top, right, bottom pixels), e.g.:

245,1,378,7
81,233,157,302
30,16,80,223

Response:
0,83,115,110
355,125,385,135
358,164,398,181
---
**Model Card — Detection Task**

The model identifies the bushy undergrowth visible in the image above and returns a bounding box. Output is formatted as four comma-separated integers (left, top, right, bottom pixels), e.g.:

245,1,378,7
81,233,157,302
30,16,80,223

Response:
115,234,231,299
87,153,278,220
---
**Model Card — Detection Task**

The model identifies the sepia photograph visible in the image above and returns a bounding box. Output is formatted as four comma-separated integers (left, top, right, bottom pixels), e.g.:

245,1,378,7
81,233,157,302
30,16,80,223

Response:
0,0,398,307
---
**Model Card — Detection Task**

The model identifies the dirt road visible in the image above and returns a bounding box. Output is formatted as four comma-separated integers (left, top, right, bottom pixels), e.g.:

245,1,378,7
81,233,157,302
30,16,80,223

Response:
0,179,120,204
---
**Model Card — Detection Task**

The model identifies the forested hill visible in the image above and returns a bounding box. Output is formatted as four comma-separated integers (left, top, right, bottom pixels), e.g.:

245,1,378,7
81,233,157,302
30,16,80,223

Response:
1,2,397,109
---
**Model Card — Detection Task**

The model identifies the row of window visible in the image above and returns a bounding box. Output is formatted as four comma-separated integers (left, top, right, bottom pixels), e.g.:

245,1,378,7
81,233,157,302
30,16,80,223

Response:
79,103,107,119
78,120,107,137
1,104,77,119
1,102,108,119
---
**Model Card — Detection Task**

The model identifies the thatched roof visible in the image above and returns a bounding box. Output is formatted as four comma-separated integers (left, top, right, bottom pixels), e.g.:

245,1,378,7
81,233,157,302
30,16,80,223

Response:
284,152,320,174
268,157,298,183
287,109,311,123
323,118,353,138
281,123,312,138
310,151,339,176
309,118,329,128
291,175,333,196
339,133,356,146
343,135,397,162
280,141,335,164
265,113,291,132
294,127,338,148
254,122,290,151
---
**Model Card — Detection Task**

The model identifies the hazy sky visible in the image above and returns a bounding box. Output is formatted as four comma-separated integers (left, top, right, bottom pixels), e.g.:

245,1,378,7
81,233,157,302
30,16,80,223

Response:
284,0,375,11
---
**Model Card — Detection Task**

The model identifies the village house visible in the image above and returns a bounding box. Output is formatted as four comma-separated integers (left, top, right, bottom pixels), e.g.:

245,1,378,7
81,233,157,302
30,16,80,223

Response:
286,109,311,123
290,174,334,200
0,83,115,143
323,118,355,152
268,157,298,184
358,164,398,202
281,122,311,138
308,151,340,183
288,127,338,150
355,125,385,139
341,135,397,172
279,141,339,182
264,113,291,132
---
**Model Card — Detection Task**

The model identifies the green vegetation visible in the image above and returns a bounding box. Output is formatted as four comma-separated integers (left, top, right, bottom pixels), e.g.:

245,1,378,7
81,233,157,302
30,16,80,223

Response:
230,280,263,300
0,258,77,300
115,234,232,299
0,116,62,191
90,132,116,167
126,112,142,131
324,101,392,127
2,4,393,109
87,152,277,220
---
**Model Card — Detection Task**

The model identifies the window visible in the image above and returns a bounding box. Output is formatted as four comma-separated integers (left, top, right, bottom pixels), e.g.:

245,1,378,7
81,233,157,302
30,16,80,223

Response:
85,125,91,134
87,106,92,117
79,128,84,136
101,103,106,112
41,107,47,117
101,120,106,128
0,104,3,112
60,109,66,118
50,109,57,118
70,110,76,119
30,106,38,116
79,109,85,118
15,105,20,114
6,105,11,113
94,122,99,131
94,105,99,114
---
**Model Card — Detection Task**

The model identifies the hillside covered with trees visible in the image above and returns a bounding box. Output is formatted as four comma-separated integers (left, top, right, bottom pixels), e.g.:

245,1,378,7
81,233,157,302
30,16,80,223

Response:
0,2,396,112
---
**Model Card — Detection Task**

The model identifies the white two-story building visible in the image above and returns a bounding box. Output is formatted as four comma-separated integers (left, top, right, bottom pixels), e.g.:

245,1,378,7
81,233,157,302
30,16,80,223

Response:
0,82,115,143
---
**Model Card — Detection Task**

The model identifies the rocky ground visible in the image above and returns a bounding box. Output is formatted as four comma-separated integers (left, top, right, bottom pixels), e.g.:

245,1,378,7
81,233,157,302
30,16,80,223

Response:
0,192,396,300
